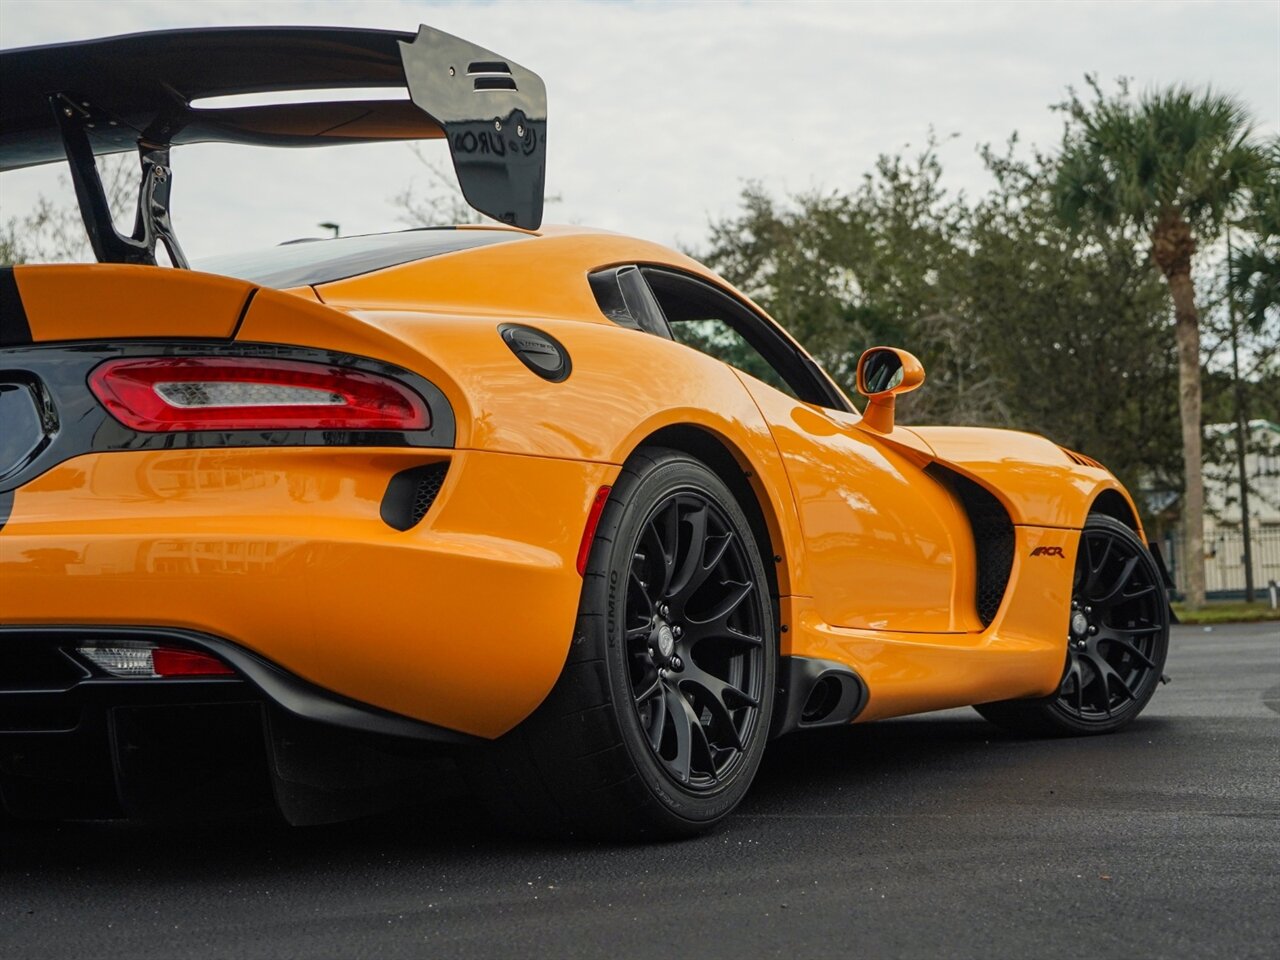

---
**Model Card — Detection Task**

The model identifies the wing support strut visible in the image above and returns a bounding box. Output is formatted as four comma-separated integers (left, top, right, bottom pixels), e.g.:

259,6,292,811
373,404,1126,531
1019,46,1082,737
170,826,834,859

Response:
51,93,189,269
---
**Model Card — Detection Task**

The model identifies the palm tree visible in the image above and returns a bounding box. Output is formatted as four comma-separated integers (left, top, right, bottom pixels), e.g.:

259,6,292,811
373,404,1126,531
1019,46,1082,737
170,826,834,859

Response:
1053,78,1267,608
1230,137,1280,331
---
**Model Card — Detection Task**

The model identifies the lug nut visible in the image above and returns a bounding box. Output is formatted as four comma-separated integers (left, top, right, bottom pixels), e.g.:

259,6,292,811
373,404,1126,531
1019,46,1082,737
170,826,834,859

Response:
1088,625,1098,635
672,625,683,639
659,603,670,618
671,656,683,671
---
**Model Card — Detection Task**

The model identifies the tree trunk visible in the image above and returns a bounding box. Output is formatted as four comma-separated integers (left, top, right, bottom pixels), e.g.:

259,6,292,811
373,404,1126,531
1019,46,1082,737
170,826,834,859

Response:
1167,268,1206,608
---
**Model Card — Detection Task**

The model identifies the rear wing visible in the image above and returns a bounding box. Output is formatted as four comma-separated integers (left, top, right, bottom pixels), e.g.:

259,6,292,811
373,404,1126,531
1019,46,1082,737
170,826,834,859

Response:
0,25,547,266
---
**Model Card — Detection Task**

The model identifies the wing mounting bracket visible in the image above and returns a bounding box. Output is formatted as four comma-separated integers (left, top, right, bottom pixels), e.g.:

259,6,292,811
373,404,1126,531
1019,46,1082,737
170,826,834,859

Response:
51,93,189,269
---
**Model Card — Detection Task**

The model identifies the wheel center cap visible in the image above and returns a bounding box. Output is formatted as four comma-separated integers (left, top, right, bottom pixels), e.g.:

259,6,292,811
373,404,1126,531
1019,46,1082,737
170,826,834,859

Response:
656,623,676,660
1070,610,1090,637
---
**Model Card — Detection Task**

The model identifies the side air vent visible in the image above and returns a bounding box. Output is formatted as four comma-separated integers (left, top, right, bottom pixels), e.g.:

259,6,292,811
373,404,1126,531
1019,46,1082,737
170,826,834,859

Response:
928,466,1015,628
468,61,517,92
380,462,449,531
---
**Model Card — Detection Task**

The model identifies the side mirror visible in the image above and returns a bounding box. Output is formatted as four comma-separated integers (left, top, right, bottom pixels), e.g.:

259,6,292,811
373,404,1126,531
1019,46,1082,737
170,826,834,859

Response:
855,346,924,433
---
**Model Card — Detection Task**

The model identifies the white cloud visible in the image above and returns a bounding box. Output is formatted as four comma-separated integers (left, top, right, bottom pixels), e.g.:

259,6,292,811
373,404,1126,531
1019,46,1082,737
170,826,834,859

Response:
2,0,1276,258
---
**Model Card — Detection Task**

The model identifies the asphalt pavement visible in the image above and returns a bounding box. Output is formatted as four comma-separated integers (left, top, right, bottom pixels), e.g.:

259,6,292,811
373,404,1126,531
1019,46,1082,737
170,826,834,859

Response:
3,621,1277,959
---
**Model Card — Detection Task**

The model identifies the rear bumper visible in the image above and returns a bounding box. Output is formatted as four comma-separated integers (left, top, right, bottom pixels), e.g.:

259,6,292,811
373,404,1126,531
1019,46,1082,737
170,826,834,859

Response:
0,626,465,823
0,446,616,738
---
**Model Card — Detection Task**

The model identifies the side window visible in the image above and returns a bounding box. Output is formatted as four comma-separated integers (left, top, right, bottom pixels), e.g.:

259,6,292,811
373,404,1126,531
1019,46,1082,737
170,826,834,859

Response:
667,315,798,399
588,263,849,411
641,267,849,410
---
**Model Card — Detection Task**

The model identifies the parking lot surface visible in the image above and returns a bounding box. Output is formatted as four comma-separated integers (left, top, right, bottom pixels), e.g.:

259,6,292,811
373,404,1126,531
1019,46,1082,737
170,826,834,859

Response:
3,621,1277,959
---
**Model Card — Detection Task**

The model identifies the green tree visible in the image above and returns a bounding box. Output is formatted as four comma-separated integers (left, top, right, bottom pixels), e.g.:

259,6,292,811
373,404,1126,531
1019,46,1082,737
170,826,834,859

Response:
701,138,998,423
1052,78,1268,607
969,140,1181,507
699,136,1182,507
0,155,135,265
1229,137,1280,331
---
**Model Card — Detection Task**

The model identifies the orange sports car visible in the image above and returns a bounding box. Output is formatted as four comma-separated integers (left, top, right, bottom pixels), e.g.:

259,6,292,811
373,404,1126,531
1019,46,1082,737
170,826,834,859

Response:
0,24,1171,836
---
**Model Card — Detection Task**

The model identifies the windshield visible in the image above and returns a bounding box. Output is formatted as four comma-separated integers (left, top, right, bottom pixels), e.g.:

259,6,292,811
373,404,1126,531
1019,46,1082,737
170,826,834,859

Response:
195,228,527,289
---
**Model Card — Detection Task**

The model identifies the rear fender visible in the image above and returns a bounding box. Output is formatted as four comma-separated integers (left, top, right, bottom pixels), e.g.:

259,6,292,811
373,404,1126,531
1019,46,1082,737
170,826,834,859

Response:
5,263,254,343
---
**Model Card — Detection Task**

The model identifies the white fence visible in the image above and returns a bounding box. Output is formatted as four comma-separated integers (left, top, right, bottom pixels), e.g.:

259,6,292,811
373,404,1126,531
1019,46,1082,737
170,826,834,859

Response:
1165,527,1280,598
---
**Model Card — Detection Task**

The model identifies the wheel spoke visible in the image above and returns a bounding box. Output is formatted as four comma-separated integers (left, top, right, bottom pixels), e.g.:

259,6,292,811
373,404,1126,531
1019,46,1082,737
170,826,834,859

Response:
666,687,694,782
1082,649,1137,712
673,530,734,601
1095,652,1137,702
683,659,757,712
1109,624,1162,636
671,691,718,780
628,565,656,609
1092,555,1138,605
684,578,754,626
689,712,717,781
1060,656,1086,714
680,665,753,752
633,674,662,705
1104,636,1156,669
642,507,678,599
1087,534,1113,581
667,502,710,599
646,684,669,751
1075,652,1108,716
1071,658,1086,715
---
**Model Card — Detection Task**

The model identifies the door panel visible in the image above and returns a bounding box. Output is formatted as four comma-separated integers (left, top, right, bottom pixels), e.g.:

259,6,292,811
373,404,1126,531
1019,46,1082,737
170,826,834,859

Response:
742,377,977,633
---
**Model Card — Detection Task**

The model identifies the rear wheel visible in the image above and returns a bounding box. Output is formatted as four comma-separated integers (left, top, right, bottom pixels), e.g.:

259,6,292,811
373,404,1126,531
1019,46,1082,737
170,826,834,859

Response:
976,514,1169,736
463,447,776,838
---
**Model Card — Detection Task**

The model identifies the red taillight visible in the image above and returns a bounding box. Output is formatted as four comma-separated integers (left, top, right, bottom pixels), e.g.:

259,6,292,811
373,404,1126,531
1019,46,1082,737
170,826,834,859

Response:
576,485,612,576
152,647,236,677
77,643,235,677
88,357,430,432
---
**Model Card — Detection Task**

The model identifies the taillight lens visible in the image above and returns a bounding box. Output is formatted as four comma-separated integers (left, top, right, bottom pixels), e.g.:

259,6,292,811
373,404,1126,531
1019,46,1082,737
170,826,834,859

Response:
151,648,236,677
77,643,235,678
88,357,430,432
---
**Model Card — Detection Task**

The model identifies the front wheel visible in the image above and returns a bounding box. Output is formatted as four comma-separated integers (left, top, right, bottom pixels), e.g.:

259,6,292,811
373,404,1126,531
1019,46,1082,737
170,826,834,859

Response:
976,514,1169,737
464,447,777,838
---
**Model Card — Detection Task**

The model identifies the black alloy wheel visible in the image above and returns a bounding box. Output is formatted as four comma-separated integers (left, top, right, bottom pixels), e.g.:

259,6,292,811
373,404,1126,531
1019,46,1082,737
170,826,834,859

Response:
976,514,1169,736
626,491,767,790
462,447,776,838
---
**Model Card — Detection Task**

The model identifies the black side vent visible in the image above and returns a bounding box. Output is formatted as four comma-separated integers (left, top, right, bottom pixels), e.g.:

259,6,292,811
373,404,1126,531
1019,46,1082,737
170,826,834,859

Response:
928,465,1015,627
380,462,449,531
1059,445,1104,470
468,61,517,92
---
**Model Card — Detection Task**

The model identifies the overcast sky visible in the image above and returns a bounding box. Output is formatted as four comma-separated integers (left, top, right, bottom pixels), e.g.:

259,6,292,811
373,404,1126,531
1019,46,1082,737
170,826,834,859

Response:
1,0,1276,260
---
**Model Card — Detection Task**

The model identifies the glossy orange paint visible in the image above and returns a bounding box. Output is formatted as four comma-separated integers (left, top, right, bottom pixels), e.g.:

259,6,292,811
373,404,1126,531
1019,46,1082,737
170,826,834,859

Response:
741,378,980,635
912,426,1144,537
1,226,1142,737
0,446,613,738
236,281,813,597
13,264,253,341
